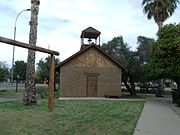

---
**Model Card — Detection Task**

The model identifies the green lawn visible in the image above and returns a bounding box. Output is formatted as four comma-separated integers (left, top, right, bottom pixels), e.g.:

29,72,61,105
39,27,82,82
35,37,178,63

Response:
0,90,23,98
0,99,144,135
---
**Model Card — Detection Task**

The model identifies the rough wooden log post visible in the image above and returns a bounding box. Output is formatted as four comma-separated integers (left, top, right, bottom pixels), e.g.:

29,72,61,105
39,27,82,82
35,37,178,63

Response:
48,54,55,112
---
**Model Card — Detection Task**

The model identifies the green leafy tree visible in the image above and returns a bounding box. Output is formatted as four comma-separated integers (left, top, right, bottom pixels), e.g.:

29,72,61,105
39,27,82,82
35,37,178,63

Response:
142,0,179,28
137,36,155,64
36,56,60,85
147,23,180,90
36,58,49,83
0,61,9,82
102,36,137,96
136,36,156,84
14,60,27,82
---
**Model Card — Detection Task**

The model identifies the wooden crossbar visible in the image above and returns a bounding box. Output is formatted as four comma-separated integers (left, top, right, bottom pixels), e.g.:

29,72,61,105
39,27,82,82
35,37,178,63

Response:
0,36,59,55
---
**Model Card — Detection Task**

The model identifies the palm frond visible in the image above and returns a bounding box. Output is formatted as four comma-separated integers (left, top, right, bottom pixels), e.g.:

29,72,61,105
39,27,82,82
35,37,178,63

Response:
142,0,179,25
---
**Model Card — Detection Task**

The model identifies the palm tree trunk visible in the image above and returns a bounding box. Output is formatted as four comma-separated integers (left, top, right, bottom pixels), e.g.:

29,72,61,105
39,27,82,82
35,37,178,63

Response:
23,0,40,105
157,21,163,29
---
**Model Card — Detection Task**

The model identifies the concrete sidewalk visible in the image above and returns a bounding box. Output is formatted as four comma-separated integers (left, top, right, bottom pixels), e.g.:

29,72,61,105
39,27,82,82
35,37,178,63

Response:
134,98,180,135
0,97,21,103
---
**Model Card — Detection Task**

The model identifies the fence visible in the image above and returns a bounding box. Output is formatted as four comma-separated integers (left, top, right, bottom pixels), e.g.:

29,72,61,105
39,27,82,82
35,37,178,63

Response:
0,83,25,91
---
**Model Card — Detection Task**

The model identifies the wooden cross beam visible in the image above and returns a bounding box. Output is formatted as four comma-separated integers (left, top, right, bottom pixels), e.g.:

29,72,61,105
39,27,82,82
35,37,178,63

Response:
0,36,59,55
0,36,59,112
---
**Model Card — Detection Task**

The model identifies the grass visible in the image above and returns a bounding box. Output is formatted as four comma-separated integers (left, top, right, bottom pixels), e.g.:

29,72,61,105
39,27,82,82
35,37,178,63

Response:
0,90,23,98
0,99,144,135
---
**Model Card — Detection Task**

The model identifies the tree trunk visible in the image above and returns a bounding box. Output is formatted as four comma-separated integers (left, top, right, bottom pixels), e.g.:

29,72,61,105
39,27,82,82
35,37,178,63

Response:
23,0,40,105
128,73,136,96
155,79,164,97
122,72,136,96
123,79,131,91
176,82,180,91
15,77,19,92
174,78,180,91
157,21,163,29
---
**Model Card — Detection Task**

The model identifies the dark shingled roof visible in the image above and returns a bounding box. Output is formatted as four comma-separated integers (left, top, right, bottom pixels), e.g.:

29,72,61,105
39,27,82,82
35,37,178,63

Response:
80,27,101,39
55,44,128,73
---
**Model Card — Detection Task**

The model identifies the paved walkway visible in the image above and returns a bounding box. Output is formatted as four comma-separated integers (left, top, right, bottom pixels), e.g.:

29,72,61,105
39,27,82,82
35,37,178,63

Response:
0,97,21,103
134,98,180,135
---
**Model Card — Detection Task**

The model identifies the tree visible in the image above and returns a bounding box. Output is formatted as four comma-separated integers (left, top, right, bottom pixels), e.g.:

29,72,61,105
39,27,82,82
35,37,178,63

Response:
36,56,60,84
24,0,40,105
142,0,179,28
137,36,155,64
135,36,158,91
0,61,9,82
36,58,49,83
14,60,27,81
102,36,137,96
13,60,27,92
147,23,180,90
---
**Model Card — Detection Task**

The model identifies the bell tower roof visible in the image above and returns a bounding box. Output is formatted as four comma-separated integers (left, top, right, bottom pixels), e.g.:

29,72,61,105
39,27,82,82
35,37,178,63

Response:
80,27,101,39
80,27,101,48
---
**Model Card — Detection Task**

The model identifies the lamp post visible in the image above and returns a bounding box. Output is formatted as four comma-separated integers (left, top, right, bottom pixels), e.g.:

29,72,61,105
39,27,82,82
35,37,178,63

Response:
11,9,30,84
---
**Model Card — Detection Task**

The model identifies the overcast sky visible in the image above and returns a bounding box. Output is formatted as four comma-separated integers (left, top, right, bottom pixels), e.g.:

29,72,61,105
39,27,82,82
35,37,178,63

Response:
0,0,180,67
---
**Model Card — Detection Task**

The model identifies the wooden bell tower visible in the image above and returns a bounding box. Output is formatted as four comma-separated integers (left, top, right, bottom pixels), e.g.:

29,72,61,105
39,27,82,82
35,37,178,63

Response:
80,27,101,49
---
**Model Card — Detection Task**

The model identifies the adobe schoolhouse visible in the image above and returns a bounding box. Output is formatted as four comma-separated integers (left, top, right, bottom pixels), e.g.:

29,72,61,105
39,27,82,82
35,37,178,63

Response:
56,27,127,97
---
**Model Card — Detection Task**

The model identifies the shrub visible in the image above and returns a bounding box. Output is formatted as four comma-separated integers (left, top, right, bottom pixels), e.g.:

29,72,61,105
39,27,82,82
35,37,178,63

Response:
35,84,48,99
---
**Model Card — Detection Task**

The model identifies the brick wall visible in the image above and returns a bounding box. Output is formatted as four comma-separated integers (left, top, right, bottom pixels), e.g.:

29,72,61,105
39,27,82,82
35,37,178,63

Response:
59,67,122,97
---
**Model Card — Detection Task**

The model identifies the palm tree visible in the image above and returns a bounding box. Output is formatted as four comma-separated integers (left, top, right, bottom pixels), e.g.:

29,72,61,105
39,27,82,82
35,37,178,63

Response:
142,0,179,97
142,0,179,28
23,0,40,105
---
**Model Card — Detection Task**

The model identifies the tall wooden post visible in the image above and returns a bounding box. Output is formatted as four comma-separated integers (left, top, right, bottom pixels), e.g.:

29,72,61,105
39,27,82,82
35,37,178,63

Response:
48,54,55,112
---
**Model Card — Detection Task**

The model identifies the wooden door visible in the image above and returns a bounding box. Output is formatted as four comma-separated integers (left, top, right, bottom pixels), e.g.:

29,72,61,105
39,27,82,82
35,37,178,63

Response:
86,75,97,97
